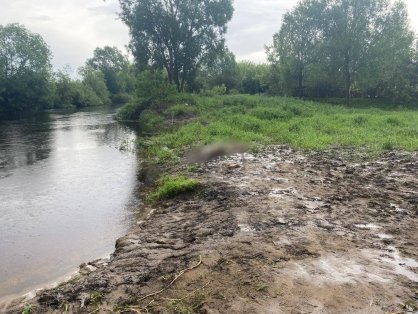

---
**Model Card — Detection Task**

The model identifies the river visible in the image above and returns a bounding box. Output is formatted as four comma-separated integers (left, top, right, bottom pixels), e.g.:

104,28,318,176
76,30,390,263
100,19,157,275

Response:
0,107,139,302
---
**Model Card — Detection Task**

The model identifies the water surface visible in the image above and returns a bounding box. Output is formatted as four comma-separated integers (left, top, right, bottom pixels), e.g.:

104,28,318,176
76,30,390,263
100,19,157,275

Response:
0,108,138,301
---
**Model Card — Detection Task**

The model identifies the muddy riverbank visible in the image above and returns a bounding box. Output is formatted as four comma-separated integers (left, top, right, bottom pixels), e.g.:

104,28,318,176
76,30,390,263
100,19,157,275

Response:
3,147,418,313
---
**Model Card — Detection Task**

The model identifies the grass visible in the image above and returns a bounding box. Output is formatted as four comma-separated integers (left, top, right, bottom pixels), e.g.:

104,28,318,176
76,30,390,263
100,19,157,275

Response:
146,176,199,202
136,94,418,165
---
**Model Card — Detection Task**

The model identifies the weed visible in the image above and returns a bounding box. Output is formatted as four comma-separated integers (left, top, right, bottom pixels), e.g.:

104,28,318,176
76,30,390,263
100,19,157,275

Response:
353,116,368,126
187,164,199,173
60,303,70,312
399,299,417,312
386,117,402,126
382,141,395,150
21,305,31,314
166,291,206,314
256,284,269,292
147,176,198,202
90,292,103,306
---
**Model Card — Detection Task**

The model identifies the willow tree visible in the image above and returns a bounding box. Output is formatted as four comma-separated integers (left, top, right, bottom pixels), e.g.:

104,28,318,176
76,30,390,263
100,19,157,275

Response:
269,0,325,97
119,0,234,92
86,46,129,95
321,0,414,104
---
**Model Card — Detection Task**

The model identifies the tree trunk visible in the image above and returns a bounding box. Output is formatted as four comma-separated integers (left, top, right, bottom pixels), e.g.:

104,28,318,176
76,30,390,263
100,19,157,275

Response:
298,72,304,97
344,52,351,106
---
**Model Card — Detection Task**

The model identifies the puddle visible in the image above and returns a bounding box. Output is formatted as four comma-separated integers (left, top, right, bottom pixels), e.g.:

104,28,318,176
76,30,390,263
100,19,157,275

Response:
290,254,390,285
381,247,418,282
354,223,382,230
304,199,325,210
377,233,393,240
269,187,296,198
238,224,256,233
389,203,407,213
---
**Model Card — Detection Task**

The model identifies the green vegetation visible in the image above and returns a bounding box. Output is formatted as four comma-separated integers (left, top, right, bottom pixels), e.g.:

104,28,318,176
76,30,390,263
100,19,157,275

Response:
268,0,417,104
21,305,31,314
0,24,53,119
1,0,417,125
119,0,234,92
136,95,418,165
86,46,134,101
0,24,134,120
147,176,198,202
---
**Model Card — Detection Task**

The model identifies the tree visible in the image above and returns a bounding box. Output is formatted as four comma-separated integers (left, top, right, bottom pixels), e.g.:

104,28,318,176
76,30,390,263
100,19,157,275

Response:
268,0,324,97
198,48,238,92
268,0,416,103
119,0,234,92
79,66,111,105
368,1,415,102
54,67,111,109
0,24,53,119
236,61,270,94
86,46,129,95
319,0,413,104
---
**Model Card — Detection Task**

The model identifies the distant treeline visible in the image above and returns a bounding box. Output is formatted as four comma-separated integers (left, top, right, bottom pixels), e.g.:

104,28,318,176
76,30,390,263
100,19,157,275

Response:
1,0,417,120
0,24,135,120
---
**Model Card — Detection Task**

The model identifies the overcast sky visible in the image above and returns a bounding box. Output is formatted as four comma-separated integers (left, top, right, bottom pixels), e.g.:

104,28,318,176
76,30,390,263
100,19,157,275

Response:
1,0,417,71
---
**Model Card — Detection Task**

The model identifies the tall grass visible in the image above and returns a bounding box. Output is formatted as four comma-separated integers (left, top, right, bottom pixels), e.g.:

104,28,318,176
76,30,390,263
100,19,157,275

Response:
137,95,418,164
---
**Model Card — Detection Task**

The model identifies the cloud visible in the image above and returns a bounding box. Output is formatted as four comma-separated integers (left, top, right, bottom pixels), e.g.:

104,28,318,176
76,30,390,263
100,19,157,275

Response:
226,0,298,62
0,0,416,70
28,15,53,22
88,3,120,16
0,0,129,72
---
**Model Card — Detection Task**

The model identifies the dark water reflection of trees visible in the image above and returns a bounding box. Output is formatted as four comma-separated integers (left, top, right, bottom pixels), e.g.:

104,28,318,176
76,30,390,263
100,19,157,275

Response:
0,113,53,177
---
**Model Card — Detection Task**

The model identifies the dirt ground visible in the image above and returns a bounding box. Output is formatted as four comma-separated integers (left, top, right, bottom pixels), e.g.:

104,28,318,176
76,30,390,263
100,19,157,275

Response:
3,147,418,314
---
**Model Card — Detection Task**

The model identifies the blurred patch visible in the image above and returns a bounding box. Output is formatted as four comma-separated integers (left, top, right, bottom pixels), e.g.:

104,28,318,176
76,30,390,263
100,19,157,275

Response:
185,142,249,164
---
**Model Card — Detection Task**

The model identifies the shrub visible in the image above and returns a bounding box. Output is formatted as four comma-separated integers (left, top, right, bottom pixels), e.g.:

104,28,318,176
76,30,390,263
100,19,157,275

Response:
116,100,147,121
165,104,197,118
116,70,178,121
138,110,165,133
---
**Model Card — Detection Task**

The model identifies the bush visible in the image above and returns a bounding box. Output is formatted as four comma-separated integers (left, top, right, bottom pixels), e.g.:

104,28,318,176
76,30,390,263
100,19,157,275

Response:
116,70,178,121
116,100,147,121
111,93,133,105
136,70,177,103
138,110,164,133
165,104,197,118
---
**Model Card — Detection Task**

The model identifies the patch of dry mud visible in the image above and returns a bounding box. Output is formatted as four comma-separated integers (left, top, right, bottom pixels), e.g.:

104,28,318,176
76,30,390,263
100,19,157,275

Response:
3,147,418,313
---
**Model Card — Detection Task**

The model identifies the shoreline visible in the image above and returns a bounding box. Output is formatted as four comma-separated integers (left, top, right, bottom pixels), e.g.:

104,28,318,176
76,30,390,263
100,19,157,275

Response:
3,146,418,313
0,254,112,311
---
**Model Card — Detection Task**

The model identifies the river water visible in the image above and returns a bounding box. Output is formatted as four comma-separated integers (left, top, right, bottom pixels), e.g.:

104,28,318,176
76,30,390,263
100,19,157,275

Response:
0,107,139,301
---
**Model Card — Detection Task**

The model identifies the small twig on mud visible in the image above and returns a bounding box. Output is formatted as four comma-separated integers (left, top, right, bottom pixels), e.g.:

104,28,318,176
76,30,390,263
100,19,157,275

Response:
162,281,211,302
116,300,154,313
138,255,203,302
88,308,100,314
120,308,141,314
143,299,154,314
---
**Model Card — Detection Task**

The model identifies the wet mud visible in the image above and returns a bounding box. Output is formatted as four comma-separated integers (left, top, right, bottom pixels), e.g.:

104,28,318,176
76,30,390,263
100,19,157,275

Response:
3,147,417,313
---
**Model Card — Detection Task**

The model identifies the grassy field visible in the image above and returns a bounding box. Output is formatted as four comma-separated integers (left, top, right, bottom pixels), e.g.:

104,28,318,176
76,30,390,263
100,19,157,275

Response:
136,95,418,165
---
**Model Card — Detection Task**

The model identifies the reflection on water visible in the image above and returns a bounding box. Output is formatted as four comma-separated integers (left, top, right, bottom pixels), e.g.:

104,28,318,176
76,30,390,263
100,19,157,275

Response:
0,108,139,301
0,113,53,176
